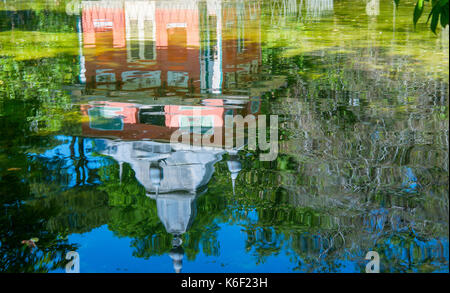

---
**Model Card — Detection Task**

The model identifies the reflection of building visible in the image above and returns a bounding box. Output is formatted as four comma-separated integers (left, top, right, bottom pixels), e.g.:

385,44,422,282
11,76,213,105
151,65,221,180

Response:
365,0,379,16
80,97,261,146
305,0,334,19
82,0,126,48
79,0,262,94
77,1,267,273
97,138,242,273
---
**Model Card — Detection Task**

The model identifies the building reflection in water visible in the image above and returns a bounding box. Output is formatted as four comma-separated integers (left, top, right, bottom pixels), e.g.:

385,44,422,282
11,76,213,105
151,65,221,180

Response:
305,0,333,19
77,0,267,272
79,0,262,95
97,138,242,272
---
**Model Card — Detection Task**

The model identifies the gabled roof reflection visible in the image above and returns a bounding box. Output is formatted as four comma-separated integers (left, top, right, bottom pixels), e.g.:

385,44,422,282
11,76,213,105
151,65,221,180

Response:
97,138,242,272
101,140,225,194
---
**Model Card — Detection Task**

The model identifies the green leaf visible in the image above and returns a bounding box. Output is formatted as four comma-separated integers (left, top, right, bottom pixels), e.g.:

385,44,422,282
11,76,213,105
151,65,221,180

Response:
426,1,439,23
413,0,425,27
440,2,449,27
430,7,441,33
394,0,400,7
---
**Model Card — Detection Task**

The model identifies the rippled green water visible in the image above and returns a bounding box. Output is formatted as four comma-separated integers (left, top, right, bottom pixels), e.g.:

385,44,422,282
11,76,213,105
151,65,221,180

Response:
0,0,448,273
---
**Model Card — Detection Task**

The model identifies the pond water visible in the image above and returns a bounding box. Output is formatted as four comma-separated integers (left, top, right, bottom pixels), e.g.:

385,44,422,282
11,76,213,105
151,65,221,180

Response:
0,0,448,273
